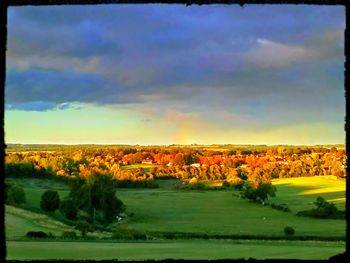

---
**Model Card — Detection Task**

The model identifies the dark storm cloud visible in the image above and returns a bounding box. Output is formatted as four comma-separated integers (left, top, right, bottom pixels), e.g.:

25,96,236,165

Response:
5,69,143,110
6,5,344,113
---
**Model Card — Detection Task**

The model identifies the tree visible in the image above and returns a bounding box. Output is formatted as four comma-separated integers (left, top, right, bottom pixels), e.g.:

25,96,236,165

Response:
59,199,78,220
89,173,125,223
284,226,295,236
240,182,276,204
75,220,94,237
255,183,276,203
173,153,185,166
6,185,26,206
313,196,338,217
69,173,125,224
69,177,91,211
40,190,60,212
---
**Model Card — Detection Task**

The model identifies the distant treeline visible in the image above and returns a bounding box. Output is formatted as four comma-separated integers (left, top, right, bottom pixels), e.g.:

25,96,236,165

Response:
5,145,345,189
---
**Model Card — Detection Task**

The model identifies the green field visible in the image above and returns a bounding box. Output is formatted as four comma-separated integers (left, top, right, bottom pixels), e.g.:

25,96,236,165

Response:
271,176,345,211
121,164,160,172
5,175,346,260
6,176,346,238
6,240,345,260
5,205,74,239
115,189,345,237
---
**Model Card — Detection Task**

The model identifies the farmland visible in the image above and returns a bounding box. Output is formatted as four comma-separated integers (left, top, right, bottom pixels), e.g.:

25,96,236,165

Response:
6,176,346,238
5,175,346,260
4,144,346,260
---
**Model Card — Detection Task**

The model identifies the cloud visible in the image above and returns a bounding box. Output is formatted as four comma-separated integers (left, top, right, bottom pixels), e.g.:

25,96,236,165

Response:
5,101,83,112
5,69,142,107
5,4,344,133
244,38,311,69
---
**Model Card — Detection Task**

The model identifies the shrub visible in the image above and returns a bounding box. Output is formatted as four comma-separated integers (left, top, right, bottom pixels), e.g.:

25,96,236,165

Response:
60,199,78,220
296,196,344,219
26,231,48,239
47,232,55,239
240,182,276,204
163,232,175,240
284,226,295,236
40,190,60,212
113,229,147,240
75,220,94,236
189,177,198,185
5,182,15,201
271,203,291,212
222,181,231,187
115,180,159,188
6,185,26,206
61,231,77,239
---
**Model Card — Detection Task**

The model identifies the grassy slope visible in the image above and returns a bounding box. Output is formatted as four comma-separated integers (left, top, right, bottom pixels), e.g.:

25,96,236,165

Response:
5,205,74,239
6,240,345,260
271,176,346,212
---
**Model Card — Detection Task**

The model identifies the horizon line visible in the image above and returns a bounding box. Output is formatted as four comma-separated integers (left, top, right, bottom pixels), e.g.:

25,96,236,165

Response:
6,142,346,147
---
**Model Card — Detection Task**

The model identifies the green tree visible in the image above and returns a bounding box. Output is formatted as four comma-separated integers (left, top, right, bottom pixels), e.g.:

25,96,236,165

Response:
40,190,60,212
59,199,78,220
6,185,26,206
69,177,91,211
313,196,338,217
255,183,276,203
69,173,125,224
75,220,94,237
89,173,125,223
284,226,295,236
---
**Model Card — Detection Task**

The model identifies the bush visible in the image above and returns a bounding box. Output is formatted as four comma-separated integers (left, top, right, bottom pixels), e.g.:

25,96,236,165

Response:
240,182,276,204
271,203,291,212
60,199,78,220
113,229,147,240
284,226,295,236
47,232,55,239
75,220,94,236
40,190,60,212
115,180,159,188
222,181,231,187
61,231,77,239
163,232,175,239
26,231,48,239
296,196,344,219
6,185,26,206
5,182,15,201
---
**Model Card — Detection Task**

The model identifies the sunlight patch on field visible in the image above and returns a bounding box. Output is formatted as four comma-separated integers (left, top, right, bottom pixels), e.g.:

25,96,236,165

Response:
121,164,160,170
326,197,346,203
301,187,345,195
272,176,345,196
272,176,343,187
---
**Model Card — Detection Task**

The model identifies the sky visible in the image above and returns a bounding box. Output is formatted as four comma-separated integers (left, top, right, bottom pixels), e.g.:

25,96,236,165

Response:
5,4,345,145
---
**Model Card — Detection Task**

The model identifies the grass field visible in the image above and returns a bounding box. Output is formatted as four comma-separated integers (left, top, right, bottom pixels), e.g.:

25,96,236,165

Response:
5,176,346,260
115,188,345,237
6,176,346,238
5,205,74,239
271,176,346,212
121,164,160,171
6,240,345,260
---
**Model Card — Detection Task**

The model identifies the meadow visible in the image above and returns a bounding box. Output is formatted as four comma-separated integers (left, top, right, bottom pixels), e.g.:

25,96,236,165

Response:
5,175,346,260
6,240,345,260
